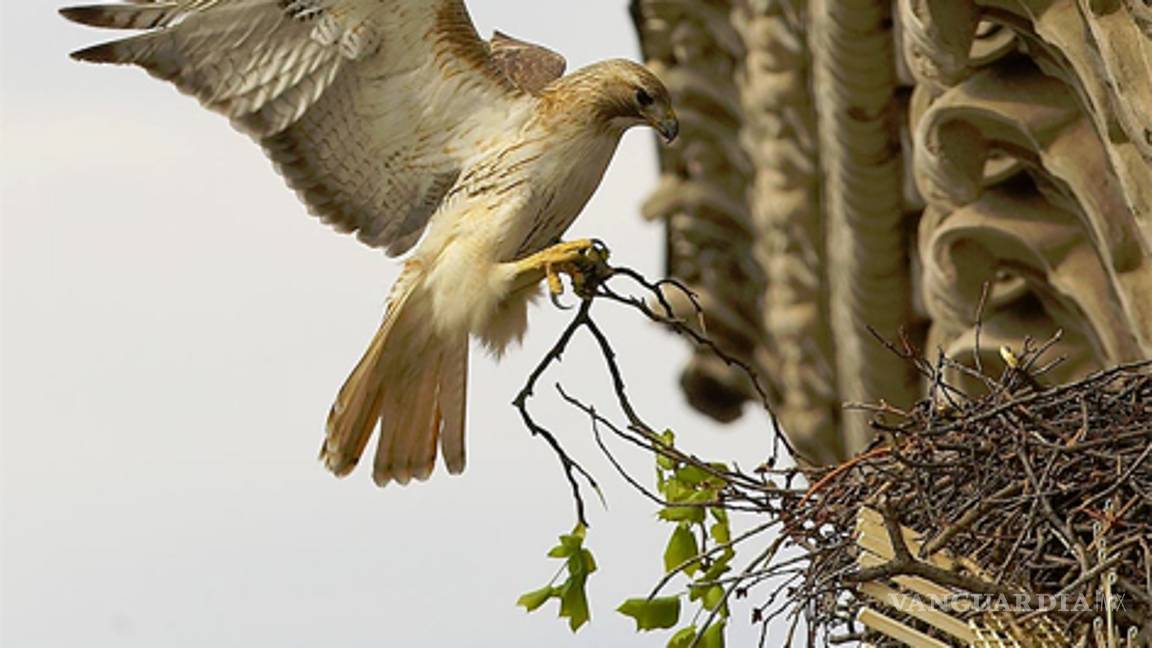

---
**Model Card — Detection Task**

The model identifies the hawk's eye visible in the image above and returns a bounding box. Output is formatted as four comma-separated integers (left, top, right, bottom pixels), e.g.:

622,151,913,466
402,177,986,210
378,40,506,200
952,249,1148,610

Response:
635,88,655,107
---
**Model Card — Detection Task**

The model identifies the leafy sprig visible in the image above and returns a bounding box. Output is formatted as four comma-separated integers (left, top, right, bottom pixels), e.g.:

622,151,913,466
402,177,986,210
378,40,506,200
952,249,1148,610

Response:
517,524,598,632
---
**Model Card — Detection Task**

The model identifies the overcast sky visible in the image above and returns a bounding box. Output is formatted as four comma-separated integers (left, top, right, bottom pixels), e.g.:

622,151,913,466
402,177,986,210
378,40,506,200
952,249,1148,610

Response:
1,2,781,646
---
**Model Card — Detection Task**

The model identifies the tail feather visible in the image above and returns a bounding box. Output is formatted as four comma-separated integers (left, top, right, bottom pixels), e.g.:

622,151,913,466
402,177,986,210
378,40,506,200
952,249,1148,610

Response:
438,338,468,475
321,271,420,478
321,329,388,477
373,355,441,486
321,269,470,486
415,410,443,483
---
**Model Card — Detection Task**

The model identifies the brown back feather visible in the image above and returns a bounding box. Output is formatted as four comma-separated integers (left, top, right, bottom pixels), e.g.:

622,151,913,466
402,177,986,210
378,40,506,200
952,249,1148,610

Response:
489,31,567,95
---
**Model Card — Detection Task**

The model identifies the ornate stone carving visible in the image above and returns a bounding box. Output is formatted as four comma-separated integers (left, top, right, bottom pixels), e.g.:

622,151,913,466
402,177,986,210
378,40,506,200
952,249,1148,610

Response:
632,0,766,423
906,0,1152,387
809,0,922,453
633,0,1152,463
732,0,843,463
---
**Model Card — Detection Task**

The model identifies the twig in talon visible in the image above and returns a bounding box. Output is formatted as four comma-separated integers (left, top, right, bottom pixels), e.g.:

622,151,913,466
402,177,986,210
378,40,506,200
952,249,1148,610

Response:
537,241,614,310
587,238,611,260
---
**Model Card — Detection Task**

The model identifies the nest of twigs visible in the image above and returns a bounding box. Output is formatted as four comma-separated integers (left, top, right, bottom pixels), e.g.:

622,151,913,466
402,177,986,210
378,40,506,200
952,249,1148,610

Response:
793,344,1152,645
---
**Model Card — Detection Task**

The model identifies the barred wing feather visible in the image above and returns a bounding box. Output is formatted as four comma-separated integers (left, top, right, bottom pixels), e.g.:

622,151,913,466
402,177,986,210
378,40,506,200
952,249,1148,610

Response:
60,0,553,254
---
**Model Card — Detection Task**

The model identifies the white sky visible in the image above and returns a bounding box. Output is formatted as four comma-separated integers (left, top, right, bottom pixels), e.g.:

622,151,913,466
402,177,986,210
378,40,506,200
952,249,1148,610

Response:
1,2,781,646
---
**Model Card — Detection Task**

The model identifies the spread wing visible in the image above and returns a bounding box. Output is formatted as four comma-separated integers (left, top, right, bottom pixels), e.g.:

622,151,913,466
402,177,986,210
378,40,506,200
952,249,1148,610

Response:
60,0,564,255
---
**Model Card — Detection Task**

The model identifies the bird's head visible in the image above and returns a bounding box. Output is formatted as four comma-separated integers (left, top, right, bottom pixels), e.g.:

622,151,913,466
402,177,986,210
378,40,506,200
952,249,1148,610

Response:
547,59,678,143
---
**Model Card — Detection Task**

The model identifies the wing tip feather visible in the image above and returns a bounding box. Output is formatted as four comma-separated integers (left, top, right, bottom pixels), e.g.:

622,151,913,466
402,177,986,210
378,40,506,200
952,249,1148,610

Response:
61,3,177,30
60,5,131,29
59,6,98,25
68,41,121,63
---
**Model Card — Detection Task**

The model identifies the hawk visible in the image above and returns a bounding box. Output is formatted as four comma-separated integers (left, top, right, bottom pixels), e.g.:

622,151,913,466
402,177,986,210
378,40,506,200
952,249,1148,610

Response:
61,0,679,486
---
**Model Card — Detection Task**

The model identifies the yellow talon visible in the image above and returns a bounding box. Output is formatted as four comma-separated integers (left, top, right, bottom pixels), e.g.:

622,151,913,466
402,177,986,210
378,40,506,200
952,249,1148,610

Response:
513,239,610,301
545,262,565,296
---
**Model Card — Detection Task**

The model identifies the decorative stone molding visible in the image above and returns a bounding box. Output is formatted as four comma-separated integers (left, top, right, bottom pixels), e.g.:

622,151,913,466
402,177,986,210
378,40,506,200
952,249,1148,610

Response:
731,0,844,463
632,0,767,423
633,0,1152,463
907,0,1152,387
809,0,923,453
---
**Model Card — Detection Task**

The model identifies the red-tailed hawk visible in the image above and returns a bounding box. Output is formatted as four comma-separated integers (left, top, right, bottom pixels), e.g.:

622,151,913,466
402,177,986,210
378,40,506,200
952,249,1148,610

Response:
61,0,679,486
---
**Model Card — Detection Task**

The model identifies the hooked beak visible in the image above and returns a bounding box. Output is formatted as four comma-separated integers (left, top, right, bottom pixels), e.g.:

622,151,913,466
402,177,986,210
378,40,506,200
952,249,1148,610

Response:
654,112,679,143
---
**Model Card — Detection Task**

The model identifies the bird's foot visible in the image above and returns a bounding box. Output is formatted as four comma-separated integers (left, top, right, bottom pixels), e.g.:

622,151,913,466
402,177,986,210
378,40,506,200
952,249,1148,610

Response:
513,239,611,307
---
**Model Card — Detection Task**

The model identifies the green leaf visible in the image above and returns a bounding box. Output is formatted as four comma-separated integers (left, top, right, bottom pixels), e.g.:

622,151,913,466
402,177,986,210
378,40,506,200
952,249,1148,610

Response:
527,525,595,632
709,520,731,544
517,585,555,612
567,554,584,578
688,489,720,505
664,479,692,503
661,487,719,523
567,547,597,578
664,523,700,574
667,626,698,648
675,465,710,486
709,507,729,525
559,532,584,551
657,506,684,521
617,597,682,631
702,585,725,611
582,548,598,574
558,576,591,632
657,430,678,470
700,620,726,648
549,524,587,558
658,506,706,524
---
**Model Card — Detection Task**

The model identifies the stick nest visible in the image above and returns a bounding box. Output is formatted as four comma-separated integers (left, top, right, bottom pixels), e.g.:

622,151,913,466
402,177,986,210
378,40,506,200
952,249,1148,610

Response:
795,351,1152,645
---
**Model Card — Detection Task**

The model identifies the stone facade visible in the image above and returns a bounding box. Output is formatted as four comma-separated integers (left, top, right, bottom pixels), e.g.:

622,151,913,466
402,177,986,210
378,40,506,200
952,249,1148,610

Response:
632,0,1152,463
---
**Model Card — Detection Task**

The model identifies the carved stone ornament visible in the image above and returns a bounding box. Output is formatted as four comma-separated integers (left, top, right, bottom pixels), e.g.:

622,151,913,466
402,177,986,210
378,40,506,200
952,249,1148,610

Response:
632,0,1152,462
